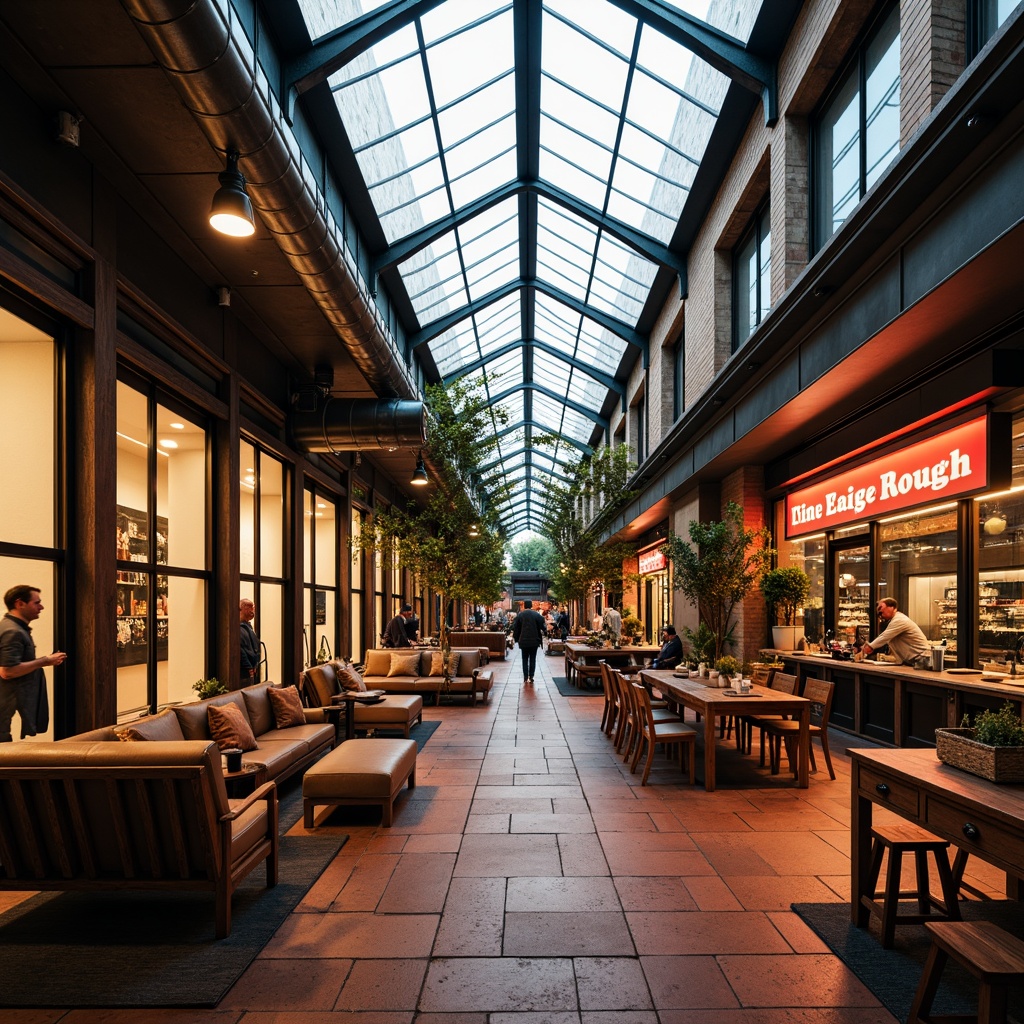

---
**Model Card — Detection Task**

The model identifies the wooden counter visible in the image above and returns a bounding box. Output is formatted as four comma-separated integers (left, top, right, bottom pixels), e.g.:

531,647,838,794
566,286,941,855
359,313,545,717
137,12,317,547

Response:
778,652,1024,748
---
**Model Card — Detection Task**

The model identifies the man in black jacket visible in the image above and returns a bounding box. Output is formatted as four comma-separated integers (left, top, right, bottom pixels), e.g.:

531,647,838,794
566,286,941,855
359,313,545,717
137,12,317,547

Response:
512,599,546,685
651,624,684,669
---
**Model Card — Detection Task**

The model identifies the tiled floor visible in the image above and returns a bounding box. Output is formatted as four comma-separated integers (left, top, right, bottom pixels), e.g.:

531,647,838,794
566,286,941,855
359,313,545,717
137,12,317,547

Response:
10,653,1009,1023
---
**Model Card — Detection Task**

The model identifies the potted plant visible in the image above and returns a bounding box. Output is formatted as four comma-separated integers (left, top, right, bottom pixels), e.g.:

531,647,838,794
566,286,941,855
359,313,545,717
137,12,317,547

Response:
193,677,227,699
760,566,811,652
715,655,742,687
936,702,1024,783
683,622,716,675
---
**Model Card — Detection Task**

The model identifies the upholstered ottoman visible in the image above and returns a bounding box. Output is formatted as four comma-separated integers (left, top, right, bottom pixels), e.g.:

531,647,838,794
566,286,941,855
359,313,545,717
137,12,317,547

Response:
302,738,417,828
349,694,423,737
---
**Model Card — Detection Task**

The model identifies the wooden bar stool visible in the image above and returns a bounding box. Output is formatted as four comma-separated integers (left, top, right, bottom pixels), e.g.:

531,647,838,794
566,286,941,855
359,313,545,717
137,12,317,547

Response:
862,823,961,949
908,921,1024,1024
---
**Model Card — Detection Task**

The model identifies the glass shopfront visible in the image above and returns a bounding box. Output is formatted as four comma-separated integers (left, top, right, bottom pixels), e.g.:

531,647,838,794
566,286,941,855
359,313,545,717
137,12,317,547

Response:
303,486,337,667
776,409,1024,667
638,546,670,643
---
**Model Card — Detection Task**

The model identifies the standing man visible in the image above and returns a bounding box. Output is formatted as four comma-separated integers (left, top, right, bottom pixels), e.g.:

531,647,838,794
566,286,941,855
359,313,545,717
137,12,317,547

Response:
860,598,930,665
513,599,546,685
603,603,622,642
239,597,260,688
384,604,414,648
0,585,67,742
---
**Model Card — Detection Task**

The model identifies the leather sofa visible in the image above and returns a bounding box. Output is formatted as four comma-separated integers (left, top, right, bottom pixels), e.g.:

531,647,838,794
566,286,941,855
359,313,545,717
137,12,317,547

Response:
68,681,336,786
359,648,494,704
448,630,508,660
0,739,277,938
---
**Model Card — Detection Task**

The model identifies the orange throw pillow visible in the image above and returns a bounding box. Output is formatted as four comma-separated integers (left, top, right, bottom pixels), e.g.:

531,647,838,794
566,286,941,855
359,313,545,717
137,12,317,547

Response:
267,685,306,728
207,702,259,752
337,663,367,692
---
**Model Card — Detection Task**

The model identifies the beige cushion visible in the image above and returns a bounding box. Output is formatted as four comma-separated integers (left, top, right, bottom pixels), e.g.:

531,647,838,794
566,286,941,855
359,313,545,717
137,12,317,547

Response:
363,650,392,676
428,650,461,677
207,702,259,752
268,685,306,728
114,708,184,742
388,651,422,677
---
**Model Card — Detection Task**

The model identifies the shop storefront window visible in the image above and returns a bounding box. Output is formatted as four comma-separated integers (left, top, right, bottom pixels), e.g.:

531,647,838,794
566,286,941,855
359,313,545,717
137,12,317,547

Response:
977,481,1024,661
240,440,286,684
116,380,208,718
304,487,337,666
773,507,826,645
351,507,365,661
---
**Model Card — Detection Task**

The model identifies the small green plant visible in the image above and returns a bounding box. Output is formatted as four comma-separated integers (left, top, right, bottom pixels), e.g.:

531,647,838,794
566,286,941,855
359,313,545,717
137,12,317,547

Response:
683,622,716,664
621,609,644,641
715,655,742,678
961,702,1024,746
193,677,227,699
760,566,811,626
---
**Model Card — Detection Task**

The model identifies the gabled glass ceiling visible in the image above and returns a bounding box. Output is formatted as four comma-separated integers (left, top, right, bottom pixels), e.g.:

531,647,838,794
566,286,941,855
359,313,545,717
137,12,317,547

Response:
293,0,769,535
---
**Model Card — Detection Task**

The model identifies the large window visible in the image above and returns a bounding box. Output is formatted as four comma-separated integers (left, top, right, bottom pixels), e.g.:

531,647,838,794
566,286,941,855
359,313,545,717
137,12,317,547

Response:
672,334,685,421
0,310,62,741
813,4,900,251
303,487,337,666
116,379,208,718
240,440,286,685
350,507,366,661
734,202,771,349
972,0,1016,55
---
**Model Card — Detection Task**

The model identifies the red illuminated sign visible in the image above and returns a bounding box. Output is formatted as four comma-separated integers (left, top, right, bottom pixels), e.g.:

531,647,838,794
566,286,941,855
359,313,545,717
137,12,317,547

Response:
785,416,989,539
639,548,667,574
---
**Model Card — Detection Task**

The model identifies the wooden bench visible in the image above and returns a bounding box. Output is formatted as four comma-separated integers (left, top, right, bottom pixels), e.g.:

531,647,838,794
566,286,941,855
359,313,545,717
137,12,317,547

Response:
302,738,417,828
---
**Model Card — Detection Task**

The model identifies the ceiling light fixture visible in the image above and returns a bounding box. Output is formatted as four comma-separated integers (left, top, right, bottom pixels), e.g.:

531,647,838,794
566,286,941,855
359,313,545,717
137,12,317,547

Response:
984,512,1007,535
209,151,255,237
410,452,429,487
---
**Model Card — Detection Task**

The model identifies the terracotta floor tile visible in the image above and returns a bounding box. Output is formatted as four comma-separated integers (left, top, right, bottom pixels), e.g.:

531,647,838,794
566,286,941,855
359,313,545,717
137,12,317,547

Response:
297,855,359,912
219,957,349,1010
719,953,882,1008
590,811,658,832
403,834,463,854
489,1014,581,1024
578,1012,660,1024
433,876,506,956
503,910,635,956
680,875,745,911
627,911,791,955
602,848,715,876
464,813,511,832
506,876,620,912
639,955,739,1009
263,913,438,959
335,958,427,1011
378,853,456,914
511,812,595,833
419,957,577,1013
723,873,841,910
454,832,563,876
558,833,611,876
573,956,653,1010
613,876,698,912
766,909,832,953
553,797,592,814
412,1015,488,1023
655,1011,897,1023
332,855,401,911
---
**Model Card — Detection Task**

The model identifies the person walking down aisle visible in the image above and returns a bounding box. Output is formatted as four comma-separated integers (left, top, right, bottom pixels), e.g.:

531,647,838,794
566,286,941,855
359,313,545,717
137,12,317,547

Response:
0,585,66,742
239,597,260,688
513,599,546,685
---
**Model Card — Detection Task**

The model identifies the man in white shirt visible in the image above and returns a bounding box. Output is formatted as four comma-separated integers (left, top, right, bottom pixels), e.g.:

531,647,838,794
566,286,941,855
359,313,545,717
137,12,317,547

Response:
860,599,930,665
602,604,622,641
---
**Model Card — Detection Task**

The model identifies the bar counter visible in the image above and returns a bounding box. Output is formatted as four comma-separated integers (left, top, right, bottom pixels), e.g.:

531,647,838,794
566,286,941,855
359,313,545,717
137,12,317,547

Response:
776,651,1024,748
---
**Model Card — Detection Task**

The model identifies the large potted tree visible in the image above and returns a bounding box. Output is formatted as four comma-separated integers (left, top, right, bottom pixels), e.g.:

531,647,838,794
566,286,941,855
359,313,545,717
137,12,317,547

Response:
662,502,773,665
760,566,811,652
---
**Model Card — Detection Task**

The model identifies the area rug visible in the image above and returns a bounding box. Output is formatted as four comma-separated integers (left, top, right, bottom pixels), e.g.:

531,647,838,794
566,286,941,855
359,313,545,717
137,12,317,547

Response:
551,675,603,697
0,781,345,1009
793,900,1024,1023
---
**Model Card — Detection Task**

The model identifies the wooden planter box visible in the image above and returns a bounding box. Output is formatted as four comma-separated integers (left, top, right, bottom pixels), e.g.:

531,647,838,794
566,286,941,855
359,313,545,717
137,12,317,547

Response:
935,727,1024,784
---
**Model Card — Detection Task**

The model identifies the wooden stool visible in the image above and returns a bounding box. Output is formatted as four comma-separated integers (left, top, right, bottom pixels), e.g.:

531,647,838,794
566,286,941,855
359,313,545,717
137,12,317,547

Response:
862,823,961,948
908,921,1024,1024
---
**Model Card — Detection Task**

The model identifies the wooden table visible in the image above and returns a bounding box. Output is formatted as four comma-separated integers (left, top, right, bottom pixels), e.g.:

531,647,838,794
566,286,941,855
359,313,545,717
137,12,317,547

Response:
850,747,1024,927
565,643,661,686
642,669,811,792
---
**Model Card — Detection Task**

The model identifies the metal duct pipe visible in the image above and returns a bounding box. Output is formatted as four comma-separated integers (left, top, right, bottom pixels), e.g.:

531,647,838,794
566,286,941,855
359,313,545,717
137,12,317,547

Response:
292,399,426,453
121,0,417,400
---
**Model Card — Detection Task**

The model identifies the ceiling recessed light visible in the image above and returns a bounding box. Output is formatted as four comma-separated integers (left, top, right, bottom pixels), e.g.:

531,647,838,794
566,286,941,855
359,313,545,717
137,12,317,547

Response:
159,438,178,449
169,422,185,430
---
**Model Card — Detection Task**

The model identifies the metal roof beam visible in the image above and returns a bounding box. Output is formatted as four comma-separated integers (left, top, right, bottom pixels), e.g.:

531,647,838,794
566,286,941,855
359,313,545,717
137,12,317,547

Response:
410,279,645,354
477,446,574,475
488,384,608,429
496,421,593,456
607,0,778,125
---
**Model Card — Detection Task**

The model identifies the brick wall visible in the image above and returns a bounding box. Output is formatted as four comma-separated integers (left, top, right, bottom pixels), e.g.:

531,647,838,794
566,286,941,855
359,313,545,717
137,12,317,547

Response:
901,0,966,143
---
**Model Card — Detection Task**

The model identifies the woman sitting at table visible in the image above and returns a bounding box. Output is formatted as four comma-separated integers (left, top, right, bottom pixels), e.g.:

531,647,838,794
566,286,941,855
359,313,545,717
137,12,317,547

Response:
651,625,683,669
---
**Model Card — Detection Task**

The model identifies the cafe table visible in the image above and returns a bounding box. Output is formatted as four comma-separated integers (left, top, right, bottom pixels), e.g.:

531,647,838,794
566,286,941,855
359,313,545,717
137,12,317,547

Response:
641,669,811,792
565,642,662,686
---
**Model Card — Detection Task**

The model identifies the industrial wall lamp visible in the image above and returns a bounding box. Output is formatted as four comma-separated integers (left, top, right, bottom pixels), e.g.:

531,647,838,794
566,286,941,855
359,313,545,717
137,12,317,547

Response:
209,151,255,237
410,452,429,487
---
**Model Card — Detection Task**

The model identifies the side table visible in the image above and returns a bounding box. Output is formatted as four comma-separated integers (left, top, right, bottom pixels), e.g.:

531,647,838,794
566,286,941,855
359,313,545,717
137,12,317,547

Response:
223,760,268,798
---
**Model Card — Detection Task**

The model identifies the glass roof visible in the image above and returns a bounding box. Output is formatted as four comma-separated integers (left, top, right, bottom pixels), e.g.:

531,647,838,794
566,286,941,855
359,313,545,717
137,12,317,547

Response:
294,0,767,536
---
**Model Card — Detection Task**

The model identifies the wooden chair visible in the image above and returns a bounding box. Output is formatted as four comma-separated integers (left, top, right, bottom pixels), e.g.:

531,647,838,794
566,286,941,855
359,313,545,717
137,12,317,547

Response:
598,660,619,735
613,668,678,762
743,671,799,763
732,664,778,750
629,682,697,786
762,676,836,780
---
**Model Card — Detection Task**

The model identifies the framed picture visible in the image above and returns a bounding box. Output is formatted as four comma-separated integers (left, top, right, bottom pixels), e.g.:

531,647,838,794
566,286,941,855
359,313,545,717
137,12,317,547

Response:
315,589,327,625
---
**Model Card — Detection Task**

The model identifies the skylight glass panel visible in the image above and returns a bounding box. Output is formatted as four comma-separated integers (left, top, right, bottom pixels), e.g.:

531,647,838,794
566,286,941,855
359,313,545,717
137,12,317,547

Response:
423,6,513,107
419,0,509,47
540,117,614,190
429,322,477,377
476,295,522,353
539,77,619,149
537,149,606,211
464,245,519,301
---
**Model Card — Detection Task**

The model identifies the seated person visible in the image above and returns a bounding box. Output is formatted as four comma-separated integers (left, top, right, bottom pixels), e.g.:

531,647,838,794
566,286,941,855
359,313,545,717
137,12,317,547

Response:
651,624,684,669
383,604,414,648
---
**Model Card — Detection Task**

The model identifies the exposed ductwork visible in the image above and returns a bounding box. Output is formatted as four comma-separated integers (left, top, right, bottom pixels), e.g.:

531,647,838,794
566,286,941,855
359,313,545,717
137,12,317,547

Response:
292,399,427,453
121,0,417,400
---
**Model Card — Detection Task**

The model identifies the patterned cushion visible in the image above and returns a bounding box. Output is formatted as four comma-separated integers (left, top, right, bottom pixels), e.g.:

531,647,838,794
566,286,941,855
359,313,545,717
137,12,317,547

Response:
363,650,392,676
388,651,423,677
267,685,306,728
207,702,259,752
428,651,461,677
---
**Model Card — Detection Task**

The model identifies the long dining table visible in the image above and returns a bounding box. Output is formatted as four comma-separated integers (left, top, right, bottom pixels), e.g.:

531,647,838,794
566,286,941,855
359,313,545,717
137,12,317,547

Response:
564,642,662,686
640,669,812,792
